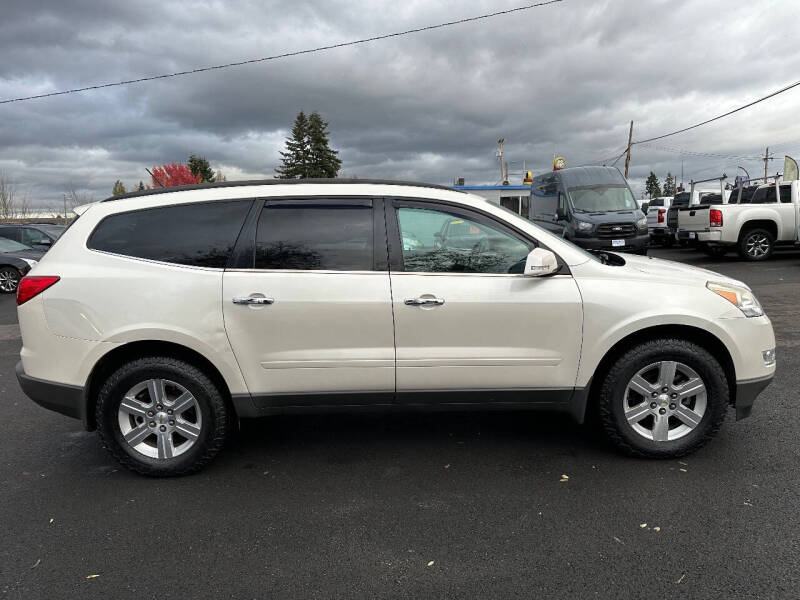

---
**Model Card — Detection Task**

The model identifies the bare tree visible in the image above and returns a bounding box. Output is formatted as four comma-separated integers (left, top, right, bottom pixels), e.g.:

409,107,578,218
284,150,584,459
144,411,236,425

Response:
0,171,30,221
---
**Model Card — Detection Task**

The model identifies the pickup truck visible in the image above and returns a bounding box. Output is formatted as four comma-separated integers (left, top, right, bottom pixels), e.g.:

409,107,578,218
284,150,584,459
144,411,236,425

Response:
677,180,799,260
646,196,673,246
666,178,728,246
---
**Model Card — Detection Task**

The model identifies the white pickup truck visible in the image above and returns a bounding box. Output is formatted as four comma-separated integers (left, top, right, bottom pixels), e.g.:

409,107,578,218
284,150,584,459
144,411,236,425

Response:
677,180,800,260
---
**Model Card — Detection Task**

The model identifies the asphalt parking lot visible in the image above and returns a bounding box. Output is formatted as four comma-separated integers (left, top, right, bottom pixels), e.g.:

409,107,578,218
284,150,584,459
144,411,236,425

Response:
2,246,799,599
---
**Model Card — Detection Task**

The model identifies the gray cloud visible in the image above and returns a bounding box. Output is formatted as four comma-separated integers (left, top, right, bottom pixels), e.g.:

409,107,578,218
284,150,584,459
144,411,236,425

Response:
1,0,799,207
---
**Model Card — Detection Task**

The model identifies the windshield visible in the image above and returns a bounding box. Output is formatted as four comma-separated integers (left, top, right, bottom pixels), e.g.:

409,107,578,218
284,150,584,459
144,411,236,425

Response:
0,238,33,252
567,184,638,213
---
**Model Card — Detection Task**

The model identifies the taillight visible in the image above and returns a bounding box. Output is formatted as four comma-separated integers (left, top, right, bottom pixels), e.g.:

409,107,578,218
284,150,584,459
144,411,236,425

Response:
710,209,723,227
17,276,60,306
657,209,666,223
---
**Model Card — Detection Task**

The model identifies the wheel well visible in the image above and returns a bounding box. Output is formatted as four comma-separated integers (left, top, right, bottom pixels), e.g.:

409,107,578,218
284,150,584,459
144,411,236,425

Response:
586,325,736,416
84,340,234,430
739,220,777,241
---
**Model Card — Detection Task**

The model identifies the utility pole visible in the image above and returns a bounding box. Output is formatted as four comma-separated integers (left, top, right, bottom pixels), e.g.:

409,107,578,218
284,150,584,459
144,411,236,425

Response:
762,147,774,180
497,139,506,184
63,194,67,223
624,121,634,179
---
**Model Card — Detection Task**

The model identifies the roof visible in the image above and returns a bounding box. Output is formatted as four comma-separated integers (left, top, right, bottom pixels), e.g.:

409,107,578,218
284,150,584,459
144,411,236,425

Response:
103,178,462,202
453,185,531,191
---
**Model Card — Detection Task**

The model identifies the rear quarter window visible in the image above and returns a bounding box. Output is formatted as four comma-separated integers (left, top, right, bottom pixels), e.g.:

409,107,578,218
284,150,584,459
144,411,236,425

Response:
88,200,252,268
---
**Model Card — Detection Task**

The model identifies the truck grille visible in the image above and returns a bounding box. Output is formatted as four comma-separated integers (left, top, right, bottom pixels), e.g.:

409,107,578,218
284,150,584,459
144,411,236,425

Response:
596,222,637,239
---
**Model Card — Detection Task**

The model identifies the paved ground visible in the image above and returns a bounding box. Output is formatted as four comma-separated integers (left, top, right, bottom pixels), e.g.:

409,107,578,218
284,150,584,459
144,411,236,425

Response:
1,247,799,599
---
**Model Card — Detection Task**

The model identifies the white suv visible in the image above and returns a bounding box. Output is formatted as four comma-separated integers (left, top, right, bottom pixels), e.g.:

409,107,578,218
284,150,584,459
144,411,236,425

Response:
15,180,776,476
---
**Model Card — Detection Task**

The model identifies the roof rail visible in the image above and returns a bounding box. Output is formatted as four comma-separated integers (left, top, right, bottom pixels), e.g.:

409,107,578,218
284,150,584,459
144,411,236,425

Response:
102,178,463,202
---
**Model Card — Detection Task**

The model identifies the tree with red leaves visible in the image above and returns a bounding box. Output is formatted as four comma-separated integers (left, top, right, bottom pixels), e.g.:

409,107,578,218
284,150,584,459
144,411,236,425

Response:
150,163,202,188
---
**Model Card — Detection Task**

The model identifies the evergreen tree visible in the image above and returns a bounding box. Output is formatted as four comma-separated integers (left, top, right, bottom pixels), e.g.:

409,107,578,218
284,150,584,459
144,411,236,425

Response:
188,154,215,182
112,180,127,196
306,111,342,178
645,172,662,198
135,181,145,191
276,111,310,179
663,172,676,196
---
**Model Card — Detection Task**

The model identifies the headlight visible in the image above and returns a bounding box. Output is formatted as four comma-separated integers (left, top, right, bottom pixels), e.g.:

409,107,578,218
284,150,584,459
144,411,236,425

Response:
21,258,38,268
706,281,764,317
573,219,593,232
636,216,648,230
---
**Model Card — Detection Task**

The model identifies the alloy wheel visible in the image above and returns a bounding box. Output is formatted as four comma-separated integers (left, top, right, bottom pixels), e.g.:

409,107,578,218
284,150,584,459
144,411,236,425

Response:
745,233,770,258
117,379,202,459
0,269,19,293
623,361,707,442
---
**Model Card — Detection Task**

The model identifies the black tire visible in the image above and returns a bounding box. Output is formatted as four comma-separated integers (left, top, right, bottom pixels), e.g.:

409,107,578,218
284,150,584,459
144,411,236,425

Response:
0,266,20,294
737,228,774,261
96,356,229,476
598,339,728,458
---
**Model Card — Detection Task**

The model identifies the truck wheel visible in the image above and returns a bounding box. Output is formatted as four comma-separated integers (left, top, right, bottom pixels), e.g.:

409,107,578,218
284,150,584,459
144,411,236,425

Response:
738,228,774,261
598,338,728,458
96,357,229,476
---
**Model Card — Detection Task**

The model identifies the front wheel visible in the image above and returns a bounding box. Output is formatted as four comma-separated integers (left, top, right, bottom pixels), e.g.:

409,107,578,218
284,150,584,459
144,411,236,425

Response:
96,357,229,476
0,266,21,293
598,339,728,458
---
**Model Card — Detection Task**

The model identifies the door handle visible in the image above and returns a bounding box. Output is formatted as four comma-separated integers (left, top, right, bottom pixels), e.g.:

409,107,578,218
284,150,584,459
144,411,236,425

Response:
232,296,274,305
404,297,445,306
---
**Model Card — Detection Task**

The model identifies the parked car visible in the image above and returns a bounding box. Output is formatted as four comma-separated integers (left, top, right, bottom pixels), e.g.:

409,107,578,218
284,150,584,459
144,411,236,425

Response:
678,180,799,260
0,223,66,250
530,166,649,254
0,238,44,293
646,197,674,247
16,179,775,476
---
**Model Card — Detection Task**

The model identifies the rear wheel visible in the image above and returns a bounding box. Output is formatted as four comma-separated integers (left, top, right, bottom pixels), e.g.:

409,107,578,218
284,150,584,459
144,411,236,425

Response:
598,339,728,458
96,357,229,476
738,228,774,261
0,266,20,293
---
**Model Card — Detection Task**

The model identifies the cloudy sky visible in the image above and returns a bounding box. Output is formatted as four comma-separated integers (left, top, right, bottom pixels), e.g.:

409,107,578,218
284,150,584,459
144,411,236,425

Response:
1,0,799,208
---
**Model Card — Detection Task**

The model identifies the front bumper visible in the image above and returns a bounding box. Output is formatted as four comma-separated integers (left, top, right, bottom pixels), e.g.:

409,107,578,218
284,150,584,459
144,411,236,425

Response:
573,233,649,253
734,374,774,420
16,361,86,423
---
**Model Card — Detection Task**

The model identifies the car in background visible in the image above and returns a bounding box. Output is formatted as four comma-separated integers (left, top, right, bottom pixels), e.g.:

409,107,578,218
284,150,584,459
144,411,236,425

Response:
0,238,44,293
0,223,66,250
530,166,648,254
646,197,674,246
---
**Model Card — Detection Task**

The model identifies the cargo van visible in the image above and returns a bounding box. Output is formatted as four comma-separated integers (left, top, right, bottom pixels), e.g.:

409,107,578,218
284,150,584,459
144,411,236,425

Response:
529,166,648,254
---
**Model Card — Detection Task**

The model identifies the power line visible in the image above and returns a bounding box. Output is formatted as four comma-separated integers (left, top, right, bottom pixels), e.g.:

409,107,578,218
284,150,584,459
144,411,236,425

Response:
632,78,800,145
636,142,763,161
0,0,565,105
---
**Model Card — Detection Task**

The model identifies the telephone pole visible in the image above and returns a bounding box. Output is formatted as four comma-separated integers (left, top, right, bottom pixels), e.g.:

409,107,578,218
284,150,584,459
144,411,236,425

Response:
624,121,634,179
496,138,508,184
762,147,774,180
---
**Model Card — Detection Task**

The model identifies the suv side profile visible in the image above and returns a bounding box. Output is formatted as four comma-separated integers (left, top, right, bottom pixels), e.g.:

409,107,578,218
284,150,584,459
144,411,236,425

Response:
16,180,775,476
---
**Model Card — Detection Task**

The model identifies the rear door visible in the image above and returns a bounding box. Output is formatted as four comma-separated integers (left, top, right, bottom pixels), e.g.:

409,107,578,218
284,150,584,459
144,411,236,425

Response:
0,226,20,243
222,198,395,405
386,199,583,402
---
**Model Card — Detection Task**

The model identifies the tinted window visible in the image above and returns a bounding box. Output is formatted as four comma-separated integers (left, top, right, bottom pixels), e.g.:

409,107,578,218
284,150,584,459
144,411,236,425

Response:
21,228,50,245
88,200,251,267
750,187,777,204
779,184,792,203
0,226,20,243
531,175,558,218
396,207,531,274
699,194,723,205
672,192,690,207
255,203,373,271
649,199,664,207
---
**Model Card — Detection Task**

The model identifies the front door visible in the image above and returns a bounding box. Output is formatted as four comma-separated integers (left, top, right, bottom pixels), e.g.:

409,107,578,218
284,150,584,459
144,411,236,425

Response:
386,200,583,402
223,198,395,405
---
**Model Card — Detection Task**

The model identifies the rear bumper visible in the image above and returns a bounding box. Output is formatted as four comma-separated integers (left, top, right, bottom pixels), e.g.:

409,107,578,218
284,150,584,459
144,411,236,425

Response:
697,230,723,243
573,233,649,252
16,361,87,424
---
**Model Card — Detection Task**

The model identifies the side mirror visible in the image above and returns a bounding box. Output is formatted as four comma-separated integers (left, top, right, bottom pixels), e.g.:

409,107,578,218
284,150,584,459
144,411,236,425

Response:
523,248,560,277
37,239,52,246
555,207,567,221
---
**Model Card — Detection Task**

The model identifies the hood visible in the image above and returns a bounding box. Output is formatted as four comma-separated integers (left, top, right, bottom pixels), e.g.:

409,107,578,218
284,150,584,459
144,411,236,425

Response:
619,253,747,288
573,209,643,224
1,248,46,261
